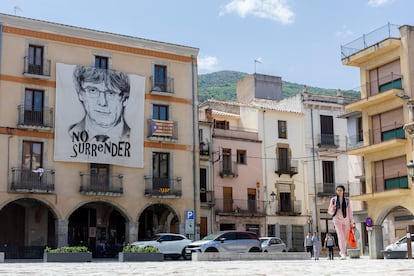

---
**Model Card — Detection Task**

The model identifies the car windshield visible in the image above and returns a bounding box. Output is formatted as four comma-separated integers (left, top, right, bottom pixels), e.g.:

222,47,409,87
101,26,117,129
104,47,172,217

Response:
260,238,269,245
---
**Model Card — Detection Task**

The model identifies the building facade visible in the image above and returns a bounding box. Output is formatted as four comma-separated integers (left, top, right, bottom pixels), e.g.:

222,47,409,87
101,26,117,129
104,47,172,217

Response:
342,23,414,258
0,14,199,258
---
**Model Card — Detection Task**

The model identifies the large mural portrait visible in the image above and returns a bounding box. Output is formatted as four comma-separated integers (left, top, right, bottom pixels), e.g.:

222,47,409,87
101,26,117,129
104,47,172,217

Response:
54,63,145,168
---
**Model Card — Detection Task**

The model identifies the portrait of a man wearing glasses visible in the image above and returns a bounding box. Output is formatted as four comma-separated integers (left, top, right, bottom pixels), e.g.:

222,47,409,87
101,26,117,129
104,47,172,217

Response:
69,66,131,143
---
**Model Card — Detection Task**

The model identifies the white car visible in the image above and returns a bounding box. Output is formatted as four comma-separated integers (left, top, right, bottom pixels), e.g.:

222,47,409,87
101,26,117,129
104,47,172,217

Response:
260,237,287,252
132,233,192,259
382,234,414,259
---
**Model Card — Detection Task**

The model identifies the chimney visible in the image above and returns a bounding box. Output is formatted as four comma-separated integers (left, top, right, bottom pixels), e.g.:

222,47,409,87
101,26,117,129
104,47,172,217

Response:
302,85,308,93
337,89,342,97
205,108,213,123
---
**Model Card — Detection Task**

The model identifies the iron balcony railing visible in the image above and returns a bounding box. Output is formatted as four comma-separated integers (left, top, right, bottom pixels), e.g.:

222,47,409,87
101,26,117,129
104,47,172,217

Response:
147,119,178,140
144,175,182,197
199,142,210,157
219,161,238,177
79,172,123,196
341,23,400,59
352,73,403,98
274,199,302,216
373,173,409,192
17,105,54,128
317,183,349,197
274,158,298,177
317,134,340,148
215,198,266,216
149,76,174,93
200,189,215,206
23,56,51,77
346,122,405,151
10,168,55,193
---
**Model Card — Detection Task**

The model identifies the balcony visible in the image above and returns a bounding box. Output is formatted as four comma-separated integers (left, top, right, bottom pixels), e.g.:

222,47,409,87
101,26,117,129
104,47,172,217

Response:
219,161,238,178
10,168,55,193
17,105,53,130
79,172,123,196
200,190,215,207
347,124,406,155
23,57,51,78
317,183,349,197
199,142,210,159
213,127,259,141
318,134,339,148
274,200,302,216
215,198,266,216
274,159,298,177
341,23,400,65
144,176,182,197
352,174,410,201
149,76,174,94
147,119,178,142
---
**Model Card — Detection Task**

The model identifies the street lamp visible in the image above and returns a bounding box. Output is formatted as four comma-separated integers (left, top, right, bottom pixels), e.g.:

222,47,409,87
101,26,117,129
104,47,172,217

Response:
270,191,276,201
407,160,414,180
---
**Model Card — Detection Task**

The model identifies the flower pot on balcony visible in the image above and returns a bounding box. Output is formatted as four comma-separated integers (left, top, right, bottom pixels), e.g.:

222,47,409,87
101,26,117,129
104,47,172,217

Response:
118,252,164,262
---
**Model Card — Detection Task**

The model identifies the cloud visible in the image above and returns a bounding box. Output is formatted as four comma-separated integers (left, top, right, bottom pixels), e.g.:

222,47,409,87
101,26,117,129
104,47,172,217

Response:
198,55,219,73
220,0,294,24
368,0,394,7
335,25,354,39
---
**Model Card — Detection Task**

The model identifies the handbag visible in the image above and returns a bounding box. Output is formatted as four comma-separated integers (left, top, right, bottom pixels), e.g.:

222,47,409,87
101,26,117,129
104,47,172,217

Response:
348,228,357,248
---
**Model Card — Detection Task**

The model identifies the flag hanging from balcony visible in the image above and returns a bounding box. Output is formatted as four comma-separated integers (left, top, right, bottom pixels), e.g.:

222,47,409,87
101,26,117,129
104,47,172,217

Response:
151,119,173,136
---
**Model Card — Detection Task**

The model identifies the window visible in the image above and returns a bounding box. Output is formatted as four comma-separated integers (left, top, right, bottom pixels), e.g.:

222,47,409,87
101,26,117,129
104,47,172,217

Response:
278,120,287,139
214,120,229,130
322,161,335,193
200,168,207,202
237,150,247,164
22,141,43,170
152,152,170,191
248,188,256,212
24,89,44,125
95,56,108,69
153,104,169,120
222,148,232,173
278,147,289,172
280,192,291,212
320,115,335,146
154,65,167,91
28,45,44,75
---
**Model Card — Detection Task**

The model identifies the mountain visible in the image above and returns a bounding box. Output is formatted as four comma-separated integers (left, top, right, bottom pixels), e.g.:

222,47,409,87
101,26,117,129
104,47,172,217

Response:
198,70,359,103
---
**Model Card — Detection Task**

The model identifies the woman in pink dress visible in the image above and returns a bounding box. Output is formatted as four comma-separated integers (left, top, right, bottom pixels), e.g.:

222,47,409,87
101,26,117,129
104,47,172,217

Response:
327,185,355,260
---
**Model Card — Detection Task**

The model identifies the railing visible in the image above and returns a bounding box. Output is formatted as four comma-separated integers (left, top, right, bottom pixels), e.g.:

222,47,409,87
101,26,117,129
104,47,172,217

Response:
149,76,174,93
144,175,182,197
374,173,409,192
17,105,54,128
274,200,302,215
213,127,259,140
200,190,215,206
347,122,405,150
219,161,238,177
10,168,55,193
317,183,349,196
274,158,298,177
215,198,266,216
199,142,210,157
147,119,178,140
318,134,340,148
23,56,51,77
348,73,403,98
79,172,123,196
341,23,400,59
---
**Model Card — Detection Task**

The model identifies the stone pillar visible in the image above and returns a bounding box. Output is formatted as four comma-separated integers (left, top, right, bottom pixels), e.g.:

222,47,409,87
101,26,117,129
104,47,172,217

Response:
367,225,383,259
125,221,138,244
55,219,68,248
286,224,293,250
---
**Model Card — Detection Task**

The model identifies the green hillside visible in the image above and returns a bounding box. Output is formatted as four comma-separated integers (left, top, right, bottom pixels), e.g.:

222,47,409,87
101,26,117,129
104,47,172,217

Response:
198,70,359,103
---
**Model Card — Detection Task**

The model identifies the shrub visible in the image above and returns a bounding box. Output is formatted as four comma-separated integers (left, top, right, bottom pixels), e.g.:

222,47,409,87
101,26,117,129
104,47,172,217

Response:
44,246,90,253
122,244,159,253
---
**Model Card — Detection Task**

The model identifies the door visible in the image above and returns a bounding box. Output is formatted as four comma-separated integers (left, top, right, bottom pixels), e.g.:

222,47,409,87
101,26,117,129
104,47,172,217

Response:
223,187,233,212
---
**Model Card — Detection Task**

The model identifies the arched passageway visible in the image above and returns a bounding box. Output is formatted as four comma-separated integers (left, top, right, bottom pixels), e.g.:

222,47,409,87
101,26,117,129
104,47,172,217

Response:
138,204,179,240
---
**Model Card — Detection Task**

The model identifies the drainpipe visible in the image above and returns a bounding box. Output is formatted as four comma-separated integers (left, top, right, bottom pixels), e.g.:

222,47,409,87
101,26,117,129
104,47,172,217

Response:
310,109,319,233
191,55,198,239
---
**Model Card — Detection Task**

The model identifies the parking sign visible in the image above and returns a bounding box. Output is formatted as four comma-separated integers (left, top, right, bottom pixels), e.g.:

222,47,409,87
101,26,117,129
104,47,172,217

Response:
186,210,194,220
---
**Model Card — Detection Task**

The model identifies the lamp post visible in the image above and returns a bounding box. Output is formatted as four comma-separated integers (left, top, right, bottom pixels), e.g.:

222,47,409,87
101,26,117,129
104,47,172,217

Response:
407,160,414,180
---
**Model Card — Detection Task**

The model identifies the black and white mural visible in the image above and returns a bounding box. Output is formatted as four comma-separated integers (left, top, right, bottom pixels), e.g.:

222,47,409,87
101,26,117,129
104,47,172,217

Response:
54,63,145,168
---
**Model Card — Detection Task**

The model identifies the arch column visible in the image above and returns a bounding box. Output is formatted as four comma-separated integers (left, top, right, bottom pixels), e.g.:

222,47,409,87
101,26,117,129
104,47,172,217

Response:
367,225,383,259
55,219,68,248
125,221,138,243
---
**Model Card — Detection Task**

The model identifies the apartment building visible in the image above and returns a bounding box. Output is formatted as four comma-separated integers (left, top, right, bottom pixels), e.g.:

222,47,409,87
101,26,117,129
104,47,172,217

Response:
0,14,199,259
342,23,414,258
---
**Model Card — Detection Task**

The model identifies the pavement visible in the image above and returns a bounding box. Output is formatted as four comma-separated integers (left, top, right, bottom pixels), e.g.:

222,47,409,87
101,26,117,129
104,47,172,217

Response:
0,256,414,276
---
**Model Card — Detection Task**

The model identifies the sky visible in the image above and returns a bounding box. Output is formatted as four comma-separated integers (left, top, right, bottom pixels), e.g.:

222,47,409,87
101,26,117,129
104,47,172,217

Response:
0,0,413,90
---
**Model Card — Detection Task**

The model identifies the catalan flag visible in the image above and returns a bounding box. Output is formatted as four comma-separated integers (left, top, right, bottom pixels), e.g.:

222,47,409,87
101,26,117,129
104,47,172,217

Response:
151,119,173,136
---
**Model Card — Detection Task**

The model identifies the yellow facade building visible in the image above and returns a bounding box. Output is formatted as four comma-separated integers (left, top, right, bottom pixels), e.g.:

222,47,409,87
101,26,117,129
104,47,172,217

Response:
343,23,414,258
0,14,199,259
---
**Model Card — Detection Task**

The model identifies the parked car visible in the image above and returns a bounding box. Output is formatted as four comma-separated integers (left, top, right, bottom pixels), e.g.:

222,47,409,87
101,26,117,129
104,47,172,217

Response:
185,230,261,258
260,237,287,252
131,233,192,259
382,234,414,259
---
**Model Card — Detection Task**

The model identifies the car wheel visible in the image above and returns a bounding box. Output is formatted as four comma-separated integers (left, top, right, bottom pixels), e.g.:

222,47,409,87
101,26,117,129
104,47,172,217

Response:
205,247,218,252
249,247,261,252
182,248,191,260
263,250,268,253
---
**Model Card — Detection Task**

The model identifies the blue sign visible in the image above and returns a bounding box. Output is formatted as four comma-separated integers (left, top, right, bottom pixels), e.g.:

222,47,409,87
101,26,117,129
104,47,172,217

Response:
186,210,194,220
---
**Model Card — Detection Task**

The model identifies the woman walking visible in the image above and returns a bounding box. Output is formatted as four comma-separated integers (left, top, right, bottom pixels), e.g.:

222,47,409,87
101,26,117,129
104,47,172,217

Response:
328,185,354,260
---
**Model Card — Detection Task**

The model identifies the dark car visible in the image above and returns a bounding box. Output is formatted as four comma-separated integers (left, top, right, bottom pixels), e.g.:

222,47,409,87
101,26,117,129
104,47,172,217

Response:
185,230,261,258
